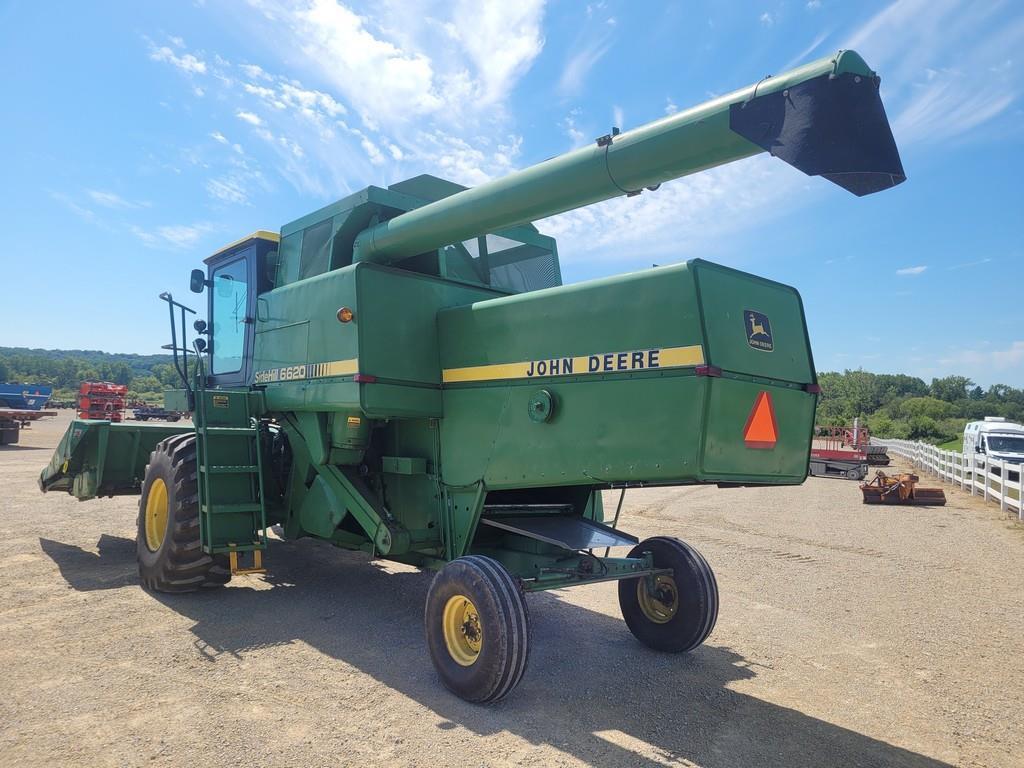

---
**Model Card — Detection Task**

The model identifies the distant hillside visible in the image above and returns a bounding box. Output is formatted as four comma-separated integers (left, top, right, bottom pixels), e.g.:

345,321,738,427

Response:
0,346,178,402
0,347,173,375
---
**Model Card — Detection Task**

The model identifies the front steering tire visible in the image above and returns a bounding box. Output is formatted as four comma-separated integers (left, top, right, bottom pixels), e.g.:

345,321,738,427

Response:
136,434,230,593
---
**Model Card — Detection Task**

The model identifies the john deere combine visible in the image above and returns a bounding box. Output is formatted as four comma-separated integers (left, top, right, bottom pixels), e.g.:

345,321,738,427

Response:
41,51,904,702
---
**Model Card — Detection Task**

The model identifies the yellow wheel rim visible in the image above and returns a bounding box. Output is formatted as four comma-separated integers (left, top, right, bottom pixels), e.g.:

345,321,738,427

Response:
637,575,679,624
144,477,169,552
442,594,483,666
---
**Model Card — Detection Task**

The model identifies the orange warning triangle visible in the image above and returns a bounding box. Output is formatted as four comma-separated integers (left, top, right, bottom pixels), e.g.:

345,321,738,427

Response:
743,391,778,449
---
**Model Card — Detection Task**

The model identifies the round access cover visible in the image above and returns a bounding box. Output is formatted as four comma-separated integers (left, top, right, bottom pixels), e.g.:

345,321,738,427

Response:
528,390,555,423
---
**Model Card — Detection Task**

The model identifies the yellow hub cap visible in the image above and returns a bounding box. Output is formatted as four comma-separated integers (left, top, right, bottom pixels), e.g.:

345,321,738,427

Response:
637,575,679,624
442,594,483,666
144,477,169,552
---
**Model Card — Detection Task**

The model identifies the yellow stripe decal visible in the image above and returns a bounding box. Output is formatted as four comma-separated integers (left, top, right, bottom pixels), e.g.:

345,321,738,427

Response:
254,358,358,384
442,345,704,384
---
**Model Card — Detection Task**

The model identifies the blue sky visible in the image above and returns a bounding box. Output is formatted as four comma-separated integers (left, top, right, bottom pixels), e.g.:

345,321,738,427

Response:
1,0,1021,386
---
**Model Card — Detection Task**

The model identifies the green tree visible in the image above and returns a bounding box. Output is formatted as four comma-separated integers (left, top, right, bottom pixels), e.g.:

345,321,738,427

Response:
930,375,973,403
150,363,181,388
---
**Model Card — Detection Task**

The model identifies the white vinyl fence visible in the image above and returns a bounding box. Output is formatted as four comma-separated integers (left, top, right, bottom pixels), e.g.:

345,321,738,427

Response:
872,438,1023,520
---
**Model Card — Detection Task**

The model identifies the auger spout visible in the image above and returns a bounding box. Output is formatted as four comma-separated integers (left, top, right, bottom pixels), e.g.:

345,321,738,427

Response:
353,49,904,265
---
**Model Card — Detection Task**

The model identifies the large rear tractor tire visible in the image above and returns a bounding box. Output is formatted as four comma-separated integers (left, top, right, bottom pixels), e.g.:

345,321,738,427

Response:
425,555,531,703
619,536,718,653
136,434,230,593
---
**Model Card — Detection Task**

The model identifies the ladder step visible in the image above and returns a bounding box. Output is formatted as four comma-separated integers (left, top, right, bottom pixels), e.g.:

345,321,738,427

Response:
202,503,263,515
201,464,259,474
203,426,256,434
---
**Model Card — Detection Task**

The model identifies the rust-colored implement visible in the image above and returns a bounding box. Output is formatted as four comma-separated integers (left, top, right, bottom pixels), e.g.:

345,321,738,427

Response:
860,471,946,506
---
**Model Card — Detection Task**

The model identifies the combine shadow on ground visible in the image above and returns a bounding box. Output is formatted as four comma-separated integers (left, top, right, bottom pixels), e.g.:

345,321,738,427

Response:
43,534,953,768
39,534,138,591
0,444,49,451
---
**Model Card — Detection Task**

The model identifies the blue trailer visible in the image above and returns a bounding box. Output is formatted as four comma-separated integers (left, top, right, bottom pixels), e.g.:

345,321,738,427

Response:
0,384,55,445
0,383,53,410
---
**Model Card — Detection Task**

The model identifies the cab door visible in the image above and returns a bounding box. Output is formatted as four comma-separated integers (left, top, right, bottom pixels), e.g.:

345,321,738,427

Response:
207,247,255,387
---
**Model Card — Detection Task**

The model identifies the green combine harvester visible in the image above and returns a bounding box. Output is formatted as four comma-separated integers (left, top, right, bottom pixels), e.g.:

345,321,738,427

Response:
41,51,904,702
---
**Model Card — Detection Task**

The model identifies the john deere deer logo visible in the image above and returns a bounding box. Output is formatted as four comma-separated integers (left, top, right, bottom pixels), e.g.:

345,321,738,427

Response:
745,310,773,351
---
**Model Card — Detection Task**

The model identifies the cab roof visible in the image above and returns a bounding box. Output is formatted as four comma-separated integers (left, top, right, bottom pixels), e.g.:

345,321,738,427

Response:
203,230,279,264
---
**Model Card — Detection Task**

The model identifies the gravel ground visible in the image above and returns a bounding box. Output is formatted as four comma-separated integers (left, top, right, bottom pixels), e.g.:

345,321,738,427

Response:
2,411,1023,768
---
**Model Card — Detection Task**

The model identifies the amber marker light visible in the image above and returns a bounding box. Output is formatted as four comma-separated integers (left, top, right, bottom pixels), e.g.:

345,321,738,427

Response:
336,306,354,323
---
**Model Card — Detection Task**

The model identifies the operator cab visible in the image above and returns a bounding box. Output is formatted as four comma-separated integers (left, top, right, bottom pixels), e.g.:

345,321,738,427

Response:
192,231,279,388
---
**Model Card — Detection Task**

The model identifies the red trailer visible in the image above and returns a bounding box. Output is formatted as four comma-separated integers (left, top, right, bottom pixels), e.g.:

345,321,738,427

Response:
77,381,128,422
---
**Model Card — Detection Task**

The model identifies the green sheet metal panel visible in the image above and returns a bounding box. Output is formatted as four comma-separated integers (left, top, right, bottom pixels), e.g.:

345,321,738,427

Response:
439,376,707,488
355,264,501,386
254,263,499,418
437,259,816,489
254,266,360,412
700,378,814,480
692,260,815,384
438,263,705,371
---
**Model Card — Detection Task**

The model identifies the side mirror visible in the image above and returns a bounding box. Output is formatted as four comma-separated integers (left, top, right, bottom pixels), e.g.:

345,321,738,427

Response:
194,337,207,353
190,269,207,293
193,319,208,334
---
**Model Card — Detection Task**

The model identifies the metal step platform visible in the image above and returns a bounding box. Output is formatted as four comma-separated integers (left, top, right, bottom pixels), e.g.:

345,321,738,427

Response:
481,511,638,551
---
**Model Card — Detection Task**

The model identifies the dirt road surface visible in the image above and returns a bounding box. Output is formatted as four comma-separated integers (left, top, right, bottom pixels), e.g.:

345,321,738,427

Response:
2,412,1022,767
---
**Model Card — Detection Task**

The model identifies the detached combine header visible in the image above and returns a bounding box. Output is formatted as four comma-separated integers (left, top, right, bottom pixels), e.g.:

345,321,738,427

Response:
861,471,946,506
40,51,905,702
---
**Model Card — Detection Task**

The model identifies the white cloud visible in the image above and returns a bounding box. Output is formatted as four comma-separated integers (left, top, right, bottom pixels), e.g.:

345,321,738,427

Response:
243,82,276,100
131,223,214,249
210,131,229,144
443,0,545,105
543,154,805,270
664,98,678,115
559,35,613,95
240,63,272,81
939,341,1024,372
149,44,207,74
783,30,831,69
806,0,821,9
561,111,586,147
759,12,774,26
206,177,249,204
845,0,1023,146
896,265,927,275
947,257,992,270
412,130,522,186
236,110,263,126
292,0,444,124
86,190,148,209
158,3,544,200
50,191,95,222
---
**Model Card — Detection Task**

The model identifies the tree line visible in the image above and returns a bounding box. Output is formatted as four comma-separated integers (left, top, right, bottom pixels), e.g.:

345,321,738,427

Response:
0,347,180,403
817,370,1024,445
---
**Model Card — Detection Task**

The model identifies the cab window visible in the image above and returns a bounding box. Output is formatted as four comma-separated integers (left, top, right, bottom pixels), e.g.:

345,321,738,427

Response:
211,257,249,374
